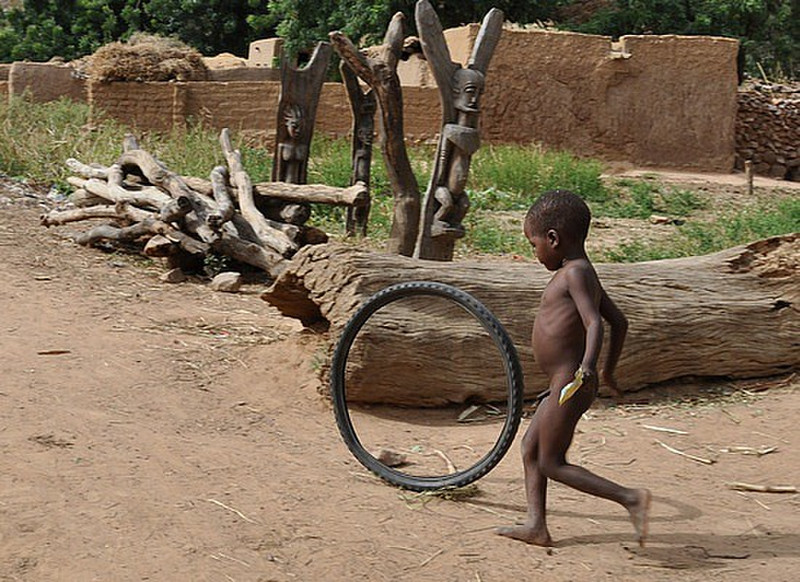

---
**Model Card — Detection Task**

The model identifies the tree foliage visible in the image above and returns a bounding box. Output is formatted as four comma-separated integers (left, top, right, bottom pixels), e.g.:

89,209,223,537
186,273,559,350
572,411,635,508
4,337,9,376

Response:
0,0,271,62
0,0,795,79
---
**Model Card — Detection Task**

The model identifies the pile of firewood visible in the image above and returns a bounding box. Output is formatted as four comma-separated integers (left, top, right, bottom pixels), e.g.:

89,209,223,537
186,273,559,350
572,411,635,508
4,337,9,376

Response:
40,129,368,279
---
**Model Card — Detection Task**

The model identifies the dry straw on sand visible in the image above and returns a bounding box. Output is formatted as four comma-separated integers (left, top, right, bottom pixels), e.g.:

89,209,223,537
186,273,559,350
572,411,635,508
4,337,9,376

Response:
76,33,208,82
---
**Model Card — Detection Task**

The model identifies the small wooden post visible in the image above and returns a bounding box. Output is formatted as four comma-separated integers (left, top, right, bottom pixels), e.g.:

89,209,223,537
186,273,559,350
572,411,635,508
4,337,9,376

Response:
745,160,754,196
341,61,376,237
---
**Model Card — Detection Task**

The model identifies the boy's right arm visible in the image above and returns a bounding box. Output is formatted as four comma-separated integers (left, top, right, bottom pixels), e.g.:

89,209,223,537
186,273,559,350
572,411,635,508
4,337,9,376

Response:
599,288,628,396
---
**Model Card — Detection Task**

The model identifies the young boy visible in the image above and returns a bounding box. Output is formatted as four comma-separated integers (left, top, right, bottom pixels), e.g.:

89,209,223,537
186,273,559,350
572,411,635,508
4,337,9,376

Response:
497,189,651,547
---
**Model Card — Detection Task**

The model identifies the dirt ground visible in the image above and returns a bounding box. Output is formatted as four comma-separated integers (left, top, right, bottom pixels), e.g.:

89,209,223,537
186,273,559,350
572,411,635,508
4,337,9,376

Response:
1,173,798,581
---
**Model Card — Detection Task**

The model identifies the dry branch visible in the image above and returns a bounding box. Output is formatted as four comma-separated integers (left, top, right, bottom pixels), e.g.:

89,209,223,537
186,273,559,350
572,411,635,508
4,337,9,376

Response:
41,203,153,227
65,158,109,180
208,166,235,230
219,128,298,257
67,175,171,210
182,176,369,207
117,149,218,243
159,195,192,223
54,131,332,281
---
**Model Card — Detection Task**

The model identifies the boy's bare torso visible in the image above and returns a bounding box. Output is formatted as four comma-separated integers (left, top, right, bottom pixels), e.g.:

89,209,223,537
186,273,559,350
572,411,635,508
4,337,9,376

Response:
532,259,600,385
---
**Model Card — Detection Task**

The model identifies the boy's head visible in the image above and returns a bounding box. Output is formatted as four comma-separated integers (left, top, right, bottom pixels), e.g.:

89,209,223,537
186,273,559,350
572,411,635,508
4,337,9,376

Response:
524,189,591,241
524,190,591,270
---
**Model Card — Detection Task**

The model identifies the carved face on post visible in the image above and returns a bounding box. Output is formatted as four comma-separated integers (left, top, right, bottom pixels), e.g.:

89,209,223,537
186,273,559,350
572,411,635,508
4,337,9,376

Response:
356,126,374,147
452,68,485,114
284,105,304,139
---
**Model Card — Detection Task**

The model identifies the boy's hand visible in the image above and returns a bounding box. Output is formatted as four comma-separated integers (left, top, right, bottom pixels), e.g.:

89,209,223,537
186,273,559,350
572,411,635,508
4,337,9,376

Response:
581,366,599,389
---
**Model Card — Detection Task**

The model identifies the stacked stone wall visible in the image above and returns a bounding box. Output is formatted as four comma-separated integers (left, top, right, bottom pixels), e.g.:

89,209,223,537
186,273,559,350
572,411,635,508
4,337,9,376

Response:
736,83,799,181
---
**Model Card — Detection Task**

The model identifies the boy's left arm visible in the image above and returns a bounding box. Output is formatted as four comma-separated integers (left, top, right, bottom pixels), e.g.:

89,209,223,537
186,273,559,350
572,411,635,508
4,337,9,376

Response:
599,288,628,396
565,265,604,380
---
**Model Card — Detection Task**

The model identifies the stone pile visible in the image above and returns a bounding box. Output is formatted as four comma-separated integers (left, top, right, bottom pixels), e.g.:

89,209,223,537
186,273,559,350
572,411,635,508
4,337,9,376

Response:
735,82,800,181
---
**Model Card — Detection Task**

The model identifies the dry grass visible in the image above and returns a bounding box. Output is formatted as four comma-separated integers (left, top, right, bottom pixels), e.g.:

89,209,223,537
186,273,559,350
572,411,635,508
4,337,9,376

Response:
79,33,208,82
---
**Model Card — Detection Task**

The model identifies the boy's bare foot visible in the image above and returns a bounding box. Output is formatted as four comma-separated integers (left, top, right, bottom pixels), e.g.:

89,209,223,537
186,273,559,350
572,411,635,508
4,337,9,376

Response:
496,524,554,547
627,488,651,547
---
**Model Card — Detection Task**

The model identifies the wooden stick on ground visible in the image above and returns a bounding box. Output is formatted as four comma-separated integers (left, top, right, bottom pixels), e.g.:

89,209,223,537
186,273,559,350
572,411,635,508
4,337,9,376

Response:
656,440,716,465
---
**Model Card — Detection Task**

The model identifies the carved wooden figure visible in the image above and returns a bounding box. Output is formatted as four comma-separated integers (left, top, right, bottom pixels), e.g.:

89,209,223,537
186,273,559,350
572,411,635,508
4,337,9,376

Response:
272,42,331,185
271,42,332,225
413,0,503,261
330,13,421,256
341,61,376,236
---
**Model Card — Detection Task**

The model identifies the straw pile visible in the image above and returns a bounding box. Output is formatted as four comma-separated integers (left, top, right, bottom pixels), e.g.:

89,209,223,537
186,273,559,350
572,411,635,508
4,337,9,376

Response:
79,33,208,82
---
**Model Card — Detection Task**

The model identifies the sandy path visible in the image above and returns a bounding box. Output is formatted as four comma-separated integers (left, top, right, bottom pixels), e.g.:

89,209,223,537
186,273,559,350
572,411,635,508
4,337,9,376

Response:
0,180,798,581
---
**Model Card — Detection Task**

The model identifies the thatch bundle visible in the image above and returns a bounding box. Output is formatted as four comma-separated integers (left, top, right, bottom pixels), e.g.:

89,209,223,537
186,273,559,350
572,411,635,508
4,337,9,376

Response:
79,33,208,82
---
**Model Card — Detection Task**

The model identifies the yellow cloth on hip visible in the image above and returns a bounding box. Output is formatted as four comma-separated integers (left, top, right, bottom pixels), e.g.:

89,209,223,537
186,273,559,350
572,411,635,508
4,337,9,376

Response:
558,366,585,406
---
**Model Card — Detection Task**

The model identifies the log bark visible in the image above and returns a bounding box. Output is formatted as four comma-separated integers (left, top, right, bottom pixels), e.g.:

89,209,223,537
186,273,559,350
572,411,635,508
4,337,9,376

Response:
182,176,369,207
262,235,799,405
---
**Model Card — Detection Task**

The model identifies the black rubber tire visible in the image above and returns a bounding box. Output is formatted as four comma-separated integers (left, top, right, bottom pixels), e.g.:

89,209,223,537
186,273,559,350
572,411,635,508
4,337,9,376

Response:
330,281,525,491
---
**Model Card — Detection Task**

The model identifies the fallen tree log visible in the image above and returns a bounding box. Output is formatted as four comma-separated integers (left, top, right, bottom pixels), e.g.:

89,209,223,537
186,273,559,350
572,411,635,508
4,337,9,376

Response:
262,235,799,405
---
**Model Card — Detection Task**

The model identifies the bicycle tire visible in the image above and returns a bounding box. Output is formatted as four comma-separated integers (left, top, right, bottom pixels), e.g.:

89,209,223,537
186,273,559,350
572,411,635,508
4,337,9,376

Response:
330,281,525,491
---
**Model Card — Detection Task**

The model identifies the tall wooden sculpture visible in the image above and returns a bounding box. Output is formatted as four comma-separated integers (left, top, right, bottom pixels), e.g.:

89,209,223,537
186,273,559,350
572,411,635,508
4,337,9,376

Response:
341,62,376,237
413,0,503,261
330,13,421,256
271,42,333,224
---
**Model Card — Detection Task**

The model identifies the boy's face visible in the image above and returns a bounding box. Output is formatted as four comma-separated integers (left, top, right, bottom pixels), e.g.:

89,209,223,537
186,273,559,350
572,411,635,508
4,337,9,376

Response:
525,224,562,271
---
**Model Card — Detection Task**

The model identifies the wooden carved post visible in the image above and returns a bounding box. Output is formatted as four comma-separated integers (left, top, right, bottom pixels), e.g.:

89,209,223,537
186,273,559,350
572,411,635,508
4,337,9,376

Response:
330,13,421,256
413,0,503,261
341,61,376,237
271,42,333,223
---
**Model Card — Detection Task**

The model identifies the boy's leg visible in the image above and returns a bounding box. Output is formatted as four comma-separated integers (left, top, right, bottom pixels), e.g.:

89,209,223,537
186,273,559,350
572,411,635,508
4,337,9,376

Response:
497,405,553,546
537,377,651,545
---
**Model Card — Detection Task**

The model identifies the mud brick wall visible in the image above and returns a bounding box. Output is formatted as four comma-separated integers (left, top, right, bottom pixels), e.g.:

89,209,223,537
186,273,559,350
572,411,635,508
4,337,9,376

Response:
184,82,275,133
444,27,739,172
736,84,800,181
8,62,86,103
89,81,179,132
8,29,747,174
